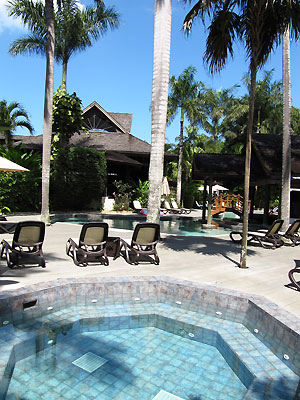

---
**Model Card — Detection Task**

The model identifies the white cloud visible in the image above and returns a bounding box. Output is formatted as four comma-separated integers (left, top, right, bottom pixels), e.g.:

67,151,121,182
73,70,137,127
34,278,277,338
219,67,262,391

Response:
0,0,25,33
0,0,85,33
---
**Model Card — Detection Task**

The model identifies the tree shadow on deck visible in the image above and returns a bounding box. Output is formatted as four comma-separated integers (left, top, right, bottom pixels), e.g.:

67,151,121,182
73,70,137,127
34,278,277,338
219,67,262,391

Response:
160,235,258,259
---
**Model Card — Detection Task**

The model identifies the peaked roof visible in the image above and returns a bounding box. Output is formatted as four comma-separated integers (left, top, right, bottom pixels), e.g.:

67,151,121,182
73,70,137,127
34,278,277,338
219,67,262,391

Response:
82,101,133,134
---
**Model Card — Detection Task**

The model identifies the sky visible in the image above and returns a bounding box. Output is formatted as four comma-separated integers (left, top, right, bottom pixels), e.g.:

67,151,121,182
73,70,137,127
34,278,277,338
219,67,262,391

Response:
1,0,300,145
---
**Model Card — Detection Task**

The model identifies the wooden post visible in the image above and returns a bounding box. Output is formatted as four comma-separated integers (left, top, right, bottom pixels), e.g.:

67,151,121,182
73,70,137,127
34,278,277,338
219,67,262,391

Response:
263,185,270,225
207,179,213,226
202,180,207,222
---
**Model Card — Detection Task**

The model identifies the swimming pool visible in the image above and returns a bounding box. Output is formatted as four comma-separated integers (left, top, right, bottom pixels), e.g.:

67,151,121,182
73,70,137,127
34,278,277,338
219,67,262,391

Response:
51,214,232,236
0,277,299,399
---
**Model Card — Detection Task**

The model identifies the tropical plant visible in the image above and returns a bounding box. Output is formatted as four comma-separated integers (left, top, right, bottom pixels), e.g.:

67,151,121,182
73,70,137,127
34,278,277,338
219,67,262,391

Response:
147,0,172,224
183,0,300,268
167,66,200,204
52,86,84,150
196,84,238,143
132,179,149,208
8,0,120,90
112,180,132,211
0,100,33,146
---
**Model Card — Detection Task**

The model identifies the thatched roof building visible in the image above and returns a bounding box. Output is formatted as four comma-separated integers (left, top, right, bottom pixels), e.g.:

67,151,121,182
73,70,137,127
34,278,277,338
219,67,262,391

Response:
0,101,176,194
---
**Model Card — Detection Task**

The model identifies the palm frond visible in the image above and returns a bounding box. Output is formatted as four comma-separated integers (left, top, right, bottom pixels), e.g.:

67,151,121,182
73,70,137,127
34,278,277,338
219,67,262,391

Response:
204,7,240,73
9,35,47,56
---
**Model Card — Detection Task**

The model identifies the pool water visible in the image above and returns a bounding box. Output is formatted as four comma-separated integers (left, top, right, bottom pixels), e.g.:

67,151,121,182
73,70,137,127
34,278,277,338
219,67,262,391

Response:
7,327,246,400
52,215,231,236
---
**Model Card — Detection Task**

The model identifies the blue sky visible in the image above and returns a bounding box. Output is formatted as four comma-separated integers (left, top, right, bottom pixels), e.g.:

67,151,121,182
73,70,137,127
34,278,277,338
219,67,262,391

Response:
1,0,300,145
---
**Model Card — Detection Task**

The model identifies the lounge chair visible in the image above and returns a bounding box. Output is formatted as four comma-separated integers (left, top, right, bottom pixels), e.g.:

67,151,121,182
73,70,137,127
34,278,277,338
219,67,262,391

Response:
134,200,164,216
288,266,300,291
170,199,192,214
0,221,46,268
66,222,109,266
133,200,142,213
280,219,300,246
229,219,284,249
163,200,181,214
119,222,160,265
0,216,17,234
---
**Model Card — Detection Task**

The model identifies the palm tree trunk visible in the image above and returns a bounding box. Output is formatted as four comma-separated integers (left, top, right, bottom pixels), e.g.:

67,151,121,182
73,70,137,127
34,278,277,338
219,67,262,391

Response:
176,108,184,204
281,26,291,232
41,0,55,224
147,0,172,224
62,61,67,92
240,59,257,268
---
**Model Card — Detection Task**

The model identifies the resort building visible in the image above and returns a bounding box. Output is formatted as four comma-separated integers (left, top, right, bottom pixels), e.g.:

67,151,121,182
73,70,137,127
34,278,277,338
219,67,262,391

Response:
0,101,176,197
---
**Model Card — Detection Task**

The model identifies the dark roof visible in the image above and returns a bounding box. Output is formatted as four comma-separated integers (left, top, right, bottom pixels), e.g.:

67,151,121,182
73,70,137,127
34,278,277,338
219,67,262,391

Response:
68,131,151,154
192,153,245,180
0,131,151,155
252,134,300,177
193,134,300,185
105,151,142,166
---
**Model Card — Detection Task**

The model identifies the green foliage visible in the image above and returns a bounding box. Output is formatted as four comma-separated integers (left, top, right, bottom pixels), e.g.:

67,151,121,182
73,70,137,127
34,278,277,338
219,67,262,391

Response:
112,180,132,211
51,147,106,210
0,144,41,212
52,87,84,149
291,106,300,135
182,180,199,208
132,179,149,207
0,100,33,146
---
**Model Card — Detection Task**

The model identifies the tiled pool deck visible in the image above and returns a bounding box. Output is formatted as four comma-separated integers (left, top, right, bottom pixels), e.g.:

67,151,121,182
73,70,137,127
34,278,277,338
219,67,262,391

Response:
0,277,299,399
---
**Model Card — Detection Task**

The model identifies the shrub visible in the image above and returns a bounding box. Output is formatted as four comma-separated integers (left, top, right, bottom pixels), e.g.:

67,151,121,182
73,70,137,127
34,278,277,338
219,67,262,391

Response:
51,147,106,210
112,180,132,211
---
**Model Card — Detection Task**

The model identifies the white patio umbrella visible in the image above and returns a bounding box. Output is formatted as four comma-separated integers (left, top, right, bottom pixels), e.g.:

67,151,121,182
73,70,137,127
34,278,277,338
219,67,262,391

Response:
161,176,170,196
0,156,29,172
198,184,228,193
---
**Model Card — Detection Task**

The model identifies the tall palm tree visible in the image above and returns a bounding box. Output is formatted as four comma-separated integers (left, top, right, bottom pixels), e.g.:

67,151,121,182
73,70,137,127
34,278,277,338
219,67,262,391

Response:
8,0,119,91
281,27,291,232
147,0,172,224
167,66,199,204
0,100,33,146
183,0,300,268
41,0,55,224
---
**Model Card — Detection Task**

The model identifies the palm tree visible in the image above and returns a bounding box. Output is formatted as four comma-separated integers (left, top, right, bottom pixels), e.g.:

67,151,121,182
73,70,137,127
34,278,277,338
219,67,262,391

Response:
0,100,33,146
8,0,119,91
41,0,55,224
167,66,199,204
281,28,291,232
147,0,172,224
183,0,300,268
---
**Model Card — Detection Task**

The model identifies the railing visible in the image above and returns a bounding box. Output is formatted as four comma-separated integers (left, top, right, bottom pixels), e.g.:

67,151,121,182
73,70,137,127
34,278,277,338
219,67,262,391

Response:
211,194,251,215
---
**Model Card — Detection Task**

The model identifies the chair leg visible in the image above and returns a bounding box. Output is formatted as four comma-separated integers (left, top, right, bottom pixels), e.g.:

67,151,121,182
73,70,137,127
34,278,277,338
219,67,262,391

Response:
288,268,300,291
6,251,17,268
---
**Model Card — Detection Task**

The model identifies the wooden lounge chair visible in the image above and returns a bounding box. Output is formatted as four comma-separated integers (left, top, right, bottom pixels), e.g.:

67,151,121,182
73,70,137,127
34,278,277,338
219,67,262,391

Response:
0,216,17,234
120,222,160,265
66,222,109,266
230,219,284,249
0,221,46,268
170,199,192,214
